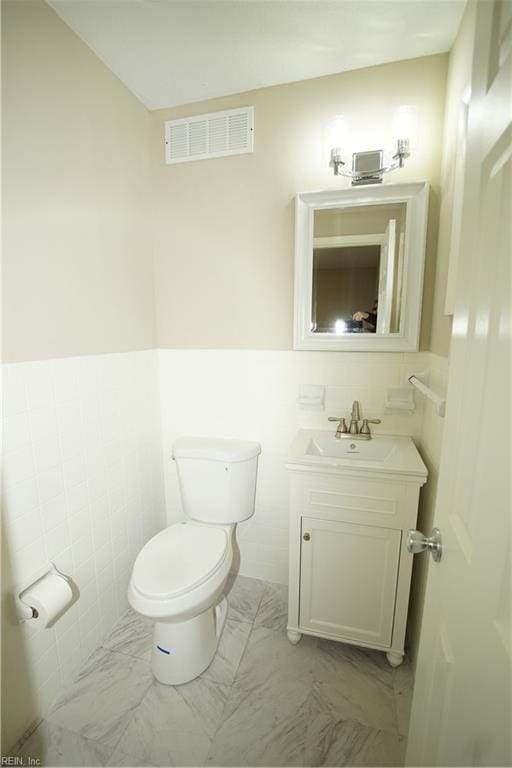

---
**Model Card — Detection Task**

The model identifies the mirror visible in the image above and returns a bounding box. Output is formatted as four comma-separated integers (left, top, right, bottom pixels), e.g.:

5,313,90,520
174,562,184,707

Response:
312,203,406,335
294,182,429,351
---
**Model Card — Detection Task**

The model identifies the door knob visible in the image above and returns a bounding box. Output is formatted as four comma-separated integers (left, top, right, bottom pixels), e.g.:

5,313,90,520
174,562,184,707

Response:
406,528,442,562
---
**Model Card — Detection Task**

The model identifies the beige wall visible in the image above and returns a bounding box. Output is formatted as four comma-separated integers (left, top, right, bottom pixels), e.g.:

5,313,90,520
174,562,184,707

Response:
151,54,448,350
2,17,449,361
429,2,476,357
2,0,156,364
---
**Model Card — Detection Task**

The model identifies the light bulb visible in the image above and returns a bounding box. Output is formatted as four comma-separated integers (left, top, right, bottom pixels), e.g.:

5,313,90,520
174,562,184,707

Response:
324,115,349,168
327,115,348,150
393,105,418,153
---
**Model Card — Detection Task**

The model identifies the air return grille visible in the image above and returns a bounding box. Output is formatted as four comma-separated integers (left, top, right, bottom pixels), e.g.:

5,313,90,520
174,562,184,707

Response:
165,107,254,164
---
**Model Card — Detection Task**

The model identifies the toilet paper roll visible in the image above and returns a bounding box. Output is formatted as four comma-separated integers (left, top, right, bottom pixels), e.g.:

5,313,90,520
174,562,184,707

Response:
20,572,73,628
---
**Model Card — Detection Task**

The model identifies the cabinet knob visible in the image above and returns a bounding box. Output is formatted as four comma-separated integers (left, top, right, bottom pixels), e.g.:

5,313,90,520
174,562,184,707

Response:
303,532,311,541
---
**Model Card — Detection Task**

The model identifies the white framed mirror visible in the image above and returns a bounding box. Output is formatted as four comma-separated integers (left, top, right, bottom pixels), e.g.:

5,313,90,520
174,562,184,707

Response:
294,182,429,351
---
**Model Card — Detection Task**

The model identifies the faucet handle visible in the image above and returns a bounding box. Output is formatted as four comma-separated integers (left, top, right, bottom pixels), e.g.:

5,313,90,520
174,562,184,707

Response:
360,418,382,434
328,417,348,434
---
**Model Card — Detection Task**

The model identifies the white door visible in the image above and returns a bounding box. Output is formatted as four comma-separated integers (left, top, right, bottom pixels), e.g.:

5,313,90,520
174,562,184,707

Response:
299,517,401,647
407,2,511,765
376,219,396,334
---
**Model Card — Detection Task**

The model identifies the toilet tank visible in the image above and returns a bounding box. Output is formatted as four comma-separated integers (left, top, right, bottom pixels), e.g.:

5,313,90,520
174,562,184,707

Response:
173,437,261,524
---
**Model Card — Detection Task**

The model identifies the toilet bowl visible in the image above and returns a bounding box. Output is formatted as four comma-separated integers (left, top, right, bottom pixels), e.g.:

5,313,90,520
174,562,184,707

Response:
128,436,261,685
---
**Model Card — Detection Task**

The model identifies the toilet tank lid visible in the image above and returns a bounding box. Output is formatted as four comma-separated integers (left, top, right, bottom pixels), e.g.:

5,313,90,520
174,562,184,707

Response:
173,436,261,462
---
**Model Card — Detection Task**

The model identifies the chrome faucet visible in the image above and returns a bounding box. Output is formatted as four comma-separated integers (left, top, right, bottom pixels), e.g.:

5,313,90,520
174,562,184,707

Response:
348,401,361,434
328,401,381,440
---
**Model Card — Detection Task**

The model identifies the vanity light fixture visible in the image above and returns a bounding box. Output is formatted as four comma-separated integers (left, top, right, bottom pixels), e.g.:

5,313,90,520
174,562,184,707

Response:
327,105,418,186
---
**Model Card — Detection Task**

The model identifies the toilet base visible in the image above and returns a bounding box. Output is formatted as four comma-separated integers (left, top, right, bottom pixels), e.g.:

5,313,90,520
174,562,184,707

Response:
151,597,228,685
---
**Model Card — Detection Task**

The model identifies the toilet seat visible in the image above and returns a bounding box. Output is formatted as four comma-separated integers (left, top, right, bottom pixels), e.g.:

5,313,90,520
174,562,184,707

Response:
131,522,228,600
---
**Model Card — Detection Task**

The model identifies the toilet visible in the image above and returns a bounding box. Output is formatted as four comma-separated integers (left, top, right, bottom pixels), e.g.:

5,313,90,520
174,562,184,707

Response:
128,436,261,685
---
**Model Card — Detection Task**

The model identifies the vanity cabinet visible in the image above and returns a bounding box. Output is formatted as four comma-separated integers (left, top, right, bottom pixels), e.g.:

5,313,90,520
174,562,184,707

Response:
286,442,427,667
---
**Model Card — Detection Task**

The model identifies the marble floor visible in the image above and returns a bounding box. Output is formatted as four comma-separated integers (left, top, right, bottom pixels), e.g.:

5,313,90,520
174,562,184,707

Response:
15,576,413,767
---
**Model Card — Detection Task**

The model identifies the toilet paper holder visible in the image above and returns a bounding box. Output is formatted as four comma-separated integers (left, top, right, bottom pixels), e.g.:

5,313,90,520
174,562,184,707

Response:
15,562,69,623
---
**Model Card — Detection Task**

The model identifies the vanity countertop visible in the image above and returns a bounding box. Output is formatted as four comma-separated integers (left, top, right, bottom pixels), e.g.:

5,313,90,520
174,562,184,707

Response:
286,429,428,482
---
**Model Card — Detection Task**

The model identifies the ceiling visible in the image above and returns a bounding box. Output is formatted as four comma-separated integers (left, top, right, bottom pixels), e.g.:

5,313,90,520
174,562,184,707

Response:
47,0,466,111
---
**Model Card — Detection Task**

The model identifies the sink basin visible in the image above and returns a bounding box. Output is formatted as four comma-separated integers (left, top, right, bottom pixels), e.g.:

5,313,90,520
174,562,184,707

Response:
306,433,396,462
287,430,427,479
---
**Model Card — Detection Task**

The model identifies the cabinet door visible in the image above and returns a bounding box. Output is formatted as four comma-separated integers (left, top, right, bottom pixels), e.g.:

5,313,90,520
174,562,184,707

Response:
300,517,401,647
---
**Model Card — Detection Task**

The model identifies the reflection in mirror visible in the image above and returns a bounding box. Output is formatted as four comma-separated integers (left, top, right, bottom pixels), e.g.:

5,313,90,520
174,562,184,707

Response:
312,203,406,335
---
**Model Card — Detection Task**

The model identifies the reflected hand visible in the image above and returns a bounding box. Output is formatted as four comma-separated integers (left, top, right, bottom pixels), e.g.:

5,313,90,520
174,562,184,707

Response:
352,311,369,321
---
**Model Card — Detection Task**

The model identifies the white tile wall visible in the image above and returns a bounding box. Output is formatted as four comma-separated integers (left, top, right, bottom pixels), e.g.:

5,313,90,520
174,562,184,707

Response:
2,350,165,718
157,349,431,584
407,351,448,659
415,353,448,472
2,345,447,733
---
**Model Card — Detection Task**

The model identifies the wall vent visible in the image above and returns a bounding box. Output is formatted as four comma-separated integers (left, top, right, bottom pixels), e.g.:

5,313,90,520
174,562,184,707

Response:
165,106,254,165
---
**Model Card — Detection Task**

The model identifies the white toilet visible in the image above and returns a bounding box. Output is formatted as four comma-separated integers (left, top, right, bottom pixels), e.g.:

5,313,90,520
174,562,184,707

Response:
128,436,261,685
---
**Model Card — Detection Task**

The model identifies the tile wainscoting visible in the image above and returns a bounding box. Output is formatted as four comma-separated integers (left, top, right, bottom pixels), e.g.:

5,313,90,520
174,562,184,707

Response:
2,350,166,742
407,351,448,660
157,349,445,584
